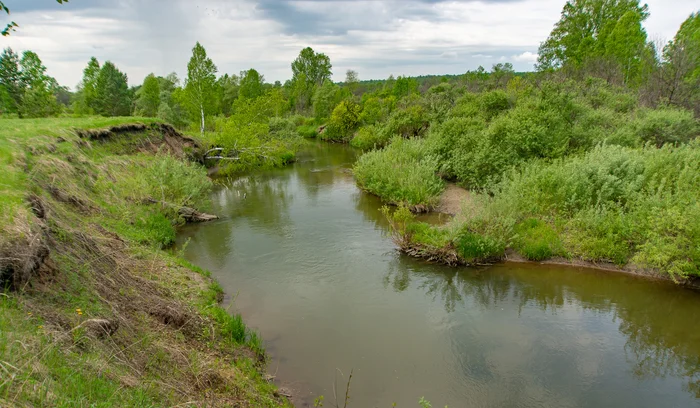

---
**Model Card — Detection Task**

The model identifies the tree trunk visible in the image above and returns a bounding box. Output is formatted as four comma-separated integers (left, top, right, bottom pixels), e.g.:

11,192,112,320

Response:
200,104,205,137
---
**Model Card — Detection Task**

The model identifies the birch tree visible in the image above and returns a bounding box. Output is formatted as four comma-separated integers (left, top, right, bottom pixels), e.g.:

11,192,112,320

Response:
185,42,217,136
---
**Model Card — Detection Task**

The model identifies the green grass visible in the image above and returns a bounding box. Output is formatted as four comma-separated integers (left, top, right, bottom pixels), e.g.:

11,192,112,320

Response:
0,116,161,232
512,218,566,261
0,117,290,407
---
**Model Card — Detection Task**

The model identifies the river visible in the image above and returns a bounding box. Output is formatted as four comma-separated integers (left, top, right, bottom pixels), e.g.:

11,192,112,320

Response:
176,142,700,408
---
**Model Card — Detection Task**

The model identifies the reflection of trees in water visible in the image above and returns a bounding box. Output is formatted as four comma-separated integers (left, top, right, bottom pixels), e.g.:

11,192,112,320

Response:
296,143,359,200
355,189,392,231
223,173,295,236
385,259,700,397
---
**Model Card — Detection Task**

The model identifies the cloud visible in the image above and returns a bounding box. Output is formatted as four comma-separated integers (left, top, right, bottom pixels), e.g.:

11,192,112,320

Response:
511,51,538,63
1,0,698,89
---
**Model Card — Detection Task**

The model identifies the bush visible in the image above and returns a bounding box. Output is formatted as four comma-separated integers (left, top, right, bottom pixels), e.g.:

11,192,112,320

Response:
487,143,700,276
296,124,318,138
633,108,698,146
380,105,428,138
320,100,362,142
353,137,445,209
350,125,390,150
479,90,512,120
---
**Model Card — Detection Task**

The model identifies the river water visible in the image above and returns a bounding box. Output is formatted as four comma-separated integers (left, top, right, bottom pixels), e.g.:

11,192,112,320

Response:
177,142,700,408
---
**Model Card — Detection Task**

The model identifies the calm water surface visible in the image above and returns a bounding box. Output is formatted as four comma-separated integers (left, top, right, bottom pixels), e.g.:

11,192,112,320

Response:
177,143,700,408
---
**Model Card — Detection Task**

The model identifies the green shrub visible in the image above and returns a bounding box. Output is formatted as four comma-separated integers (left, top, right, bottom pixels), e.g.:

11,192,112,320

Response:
296,124,318,138
320,100,362,142
380,105,428,138
350,125,390,150
487,142,700,275
633,108,698,146
353,137,445,209
480,90,512,120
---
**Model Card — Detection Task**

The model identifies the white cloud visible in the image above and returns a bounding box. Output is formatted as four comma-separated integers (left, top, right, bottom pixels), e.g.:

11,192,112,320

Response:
1,0,698,89
511,51,538,63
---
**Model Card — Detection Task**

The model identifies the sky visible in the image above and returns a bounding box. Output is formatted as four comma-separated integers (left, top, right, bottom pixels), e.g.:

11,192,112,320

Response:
2,0,698,89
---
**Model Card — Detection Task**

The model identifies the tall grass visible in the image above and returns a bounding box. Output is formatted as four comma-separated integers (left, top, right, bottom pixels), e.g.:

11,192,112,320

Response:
353,137,445,210
484,142,700,277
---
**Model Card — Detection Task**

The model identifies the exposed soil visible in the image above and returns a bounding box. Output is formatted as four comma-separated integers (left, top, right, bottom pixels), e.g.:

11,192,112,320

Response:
436,183,473,216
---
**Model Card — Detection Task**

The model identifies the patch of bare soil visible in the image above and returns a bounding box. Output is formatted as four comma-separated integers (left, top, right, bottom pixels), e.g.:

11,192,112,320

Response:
436,183,473,216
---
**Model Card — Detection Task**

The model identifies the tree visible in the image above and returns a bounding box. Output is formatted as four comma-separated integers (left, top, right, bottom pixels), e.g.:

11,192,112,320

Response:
290,47,332,110
537,0,649,71
1,0,68,36
95,61,130,116
74,57,100,114
660,12,700,112
604,10,649,84
238,68,264,100
312,81,342,120
0,47,22,114
345,69,359,94
490,63,515,88
393,76,418,98
135,73,160,117
18,50,59,117
184,42,218,136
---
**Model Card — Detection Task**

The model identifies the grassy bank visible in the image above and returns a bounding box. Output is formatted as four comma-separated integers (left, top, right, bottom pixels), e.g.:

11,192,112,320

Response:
336,78,700,283
384,141,700,282
0,118,290,406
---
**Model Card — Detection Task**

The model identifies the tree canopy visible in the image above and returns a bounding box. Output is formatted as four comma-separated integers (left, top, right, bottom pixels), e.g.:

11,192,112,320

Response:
537,0,650,79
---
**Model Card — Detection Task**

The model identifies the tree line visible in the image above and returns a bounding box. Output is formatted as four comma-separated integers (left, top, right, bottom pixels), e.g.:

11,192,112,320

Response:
0,1,698,123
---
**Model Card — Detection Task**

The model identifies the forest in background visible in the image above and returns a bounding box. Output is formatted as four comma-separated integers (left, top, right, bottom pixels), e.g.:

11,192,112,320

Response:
2,0,700,280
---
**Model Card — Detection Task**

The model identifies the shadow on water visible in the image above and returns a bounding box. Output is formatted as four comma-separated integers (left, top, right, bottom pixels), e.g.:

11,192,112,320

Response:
178,141,700,407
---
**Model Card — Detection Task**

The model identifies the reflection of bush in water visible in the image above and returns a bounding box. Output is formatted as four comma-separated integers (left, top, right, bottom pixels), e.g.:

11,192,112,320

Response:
384,261,700,396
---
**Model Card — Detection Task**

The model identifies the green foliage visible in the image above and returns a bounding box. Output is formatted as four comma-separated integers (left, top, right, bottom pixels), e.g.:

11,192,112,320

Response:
290,47,332,111
513,218,566,261
94,61,131,116
74,57,101,115
135,73,161,117
479,90,512,120
631,108,698,146
238,68,265,100
312,81,345,120
185,42,218,134
380,104,429,138
207,90,300,174
296,124,318,138
661,12,700,113
485,143,700,277
537,0,650,72
350,125,390,150
454,229,505,263
321,100,362,142
354,137,444,209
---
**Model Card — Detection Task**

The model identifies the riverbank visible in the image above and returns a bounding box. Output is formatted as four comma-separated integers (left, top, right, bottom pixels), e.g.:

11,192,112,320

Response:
0,118,290,407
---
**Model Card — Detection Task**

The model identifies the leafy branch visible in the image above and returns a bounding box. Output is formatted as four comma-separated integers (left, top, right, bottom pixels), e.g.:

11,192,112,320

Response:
1,0,68,36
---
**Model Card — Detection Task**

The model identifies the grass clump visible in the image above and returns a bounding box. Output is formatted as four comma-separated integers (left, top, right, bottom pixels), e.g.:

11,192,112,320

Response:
354,137,445,210
512,218,566,261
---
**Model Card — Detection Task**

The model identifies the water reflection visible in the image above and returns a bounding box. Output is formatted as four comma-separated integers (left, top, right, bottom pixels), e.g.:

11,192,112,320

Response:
386,258,700,397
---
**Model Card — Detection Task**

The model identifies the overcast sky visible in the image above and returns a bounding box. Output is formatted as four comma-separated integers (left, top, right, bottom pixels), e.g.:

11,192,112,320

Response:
2,0,698,89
